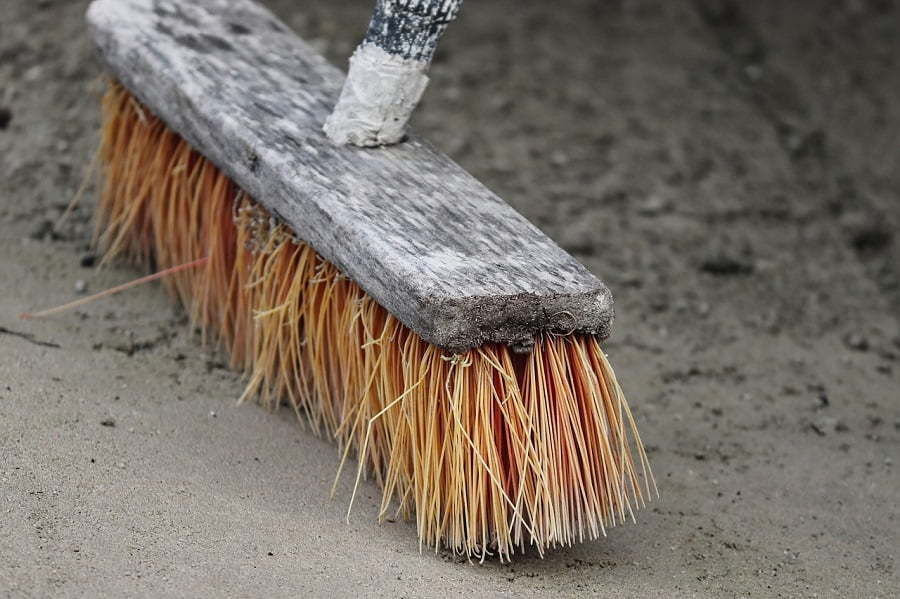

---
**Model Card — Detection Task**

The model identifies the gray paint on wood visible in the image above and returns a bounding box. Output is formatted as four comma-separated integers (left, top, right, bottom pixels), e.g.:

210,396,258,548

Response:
86,0,614,353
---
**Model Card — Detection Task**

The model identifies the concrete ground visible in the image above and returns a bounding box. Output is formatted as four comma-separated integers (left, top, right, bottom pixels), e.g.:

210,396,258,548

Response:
1,0,898,597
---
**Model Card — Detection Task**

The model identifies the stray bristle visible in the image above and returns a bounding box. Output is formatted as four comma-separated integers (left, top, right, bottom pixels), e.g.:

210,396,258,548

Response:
96,80,656,561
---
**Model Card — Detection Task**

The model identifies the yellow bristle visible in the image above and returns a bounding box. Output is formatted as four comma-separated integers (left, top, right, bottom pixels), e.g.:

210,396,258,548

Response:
95,80,656,561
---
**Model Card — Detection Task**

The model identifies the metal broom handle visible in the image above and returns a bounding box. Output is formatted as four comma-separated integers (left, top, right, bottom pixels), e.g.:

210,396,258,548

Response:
324,0,462,147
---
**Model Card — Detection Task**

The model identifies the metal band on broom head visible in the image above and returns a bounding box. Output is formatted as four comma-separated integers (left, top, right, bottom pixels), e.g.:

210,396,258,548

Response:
85,0,655,560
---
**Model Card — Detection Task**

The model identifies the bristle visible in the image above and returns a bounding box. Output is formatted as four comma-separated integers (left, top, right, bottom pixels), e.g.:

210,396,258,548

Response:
95,80,656,561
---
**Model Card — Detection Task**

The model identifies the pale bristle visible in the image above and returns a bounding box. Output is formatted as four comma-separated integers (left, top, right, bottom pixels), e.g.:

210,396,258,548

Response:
95,81,656,561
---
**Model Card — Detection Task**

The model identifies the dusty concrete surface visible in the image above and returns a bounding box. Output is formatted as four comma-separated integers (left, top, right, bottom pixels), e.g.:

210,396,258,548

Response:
1,0,898,597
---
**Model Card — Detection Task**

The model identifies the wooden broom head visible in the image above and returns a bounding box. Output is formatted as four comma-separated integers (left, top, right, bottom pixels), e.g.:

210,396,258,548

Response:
86,0,614,354
96,80,656,560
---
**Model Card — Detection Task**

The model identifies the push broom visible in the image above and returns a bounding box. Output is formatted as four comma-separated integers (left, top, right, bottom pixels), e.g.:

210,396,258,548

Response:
60,0,656,560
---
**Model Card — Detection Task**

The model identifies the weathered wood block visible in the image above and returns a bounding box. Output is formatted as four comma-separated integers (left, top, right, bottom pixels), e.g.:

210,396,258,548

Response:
86,0,613,352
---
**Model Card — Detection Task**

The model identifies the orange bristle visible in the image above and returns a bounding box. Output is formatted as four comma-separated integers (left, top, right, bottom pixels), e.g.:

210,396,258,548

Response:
95,80,656,561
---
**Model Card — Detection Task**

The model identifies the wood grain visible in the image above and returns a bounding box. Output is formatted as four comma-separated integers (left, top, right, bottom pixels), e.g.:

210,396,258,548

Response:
86,0,614,352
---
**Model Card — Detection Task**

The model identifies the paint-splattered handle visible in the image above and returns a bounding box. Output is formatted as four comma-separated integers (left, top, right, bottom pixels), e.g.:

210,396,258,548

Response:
365,0,462,63
324,0,462,147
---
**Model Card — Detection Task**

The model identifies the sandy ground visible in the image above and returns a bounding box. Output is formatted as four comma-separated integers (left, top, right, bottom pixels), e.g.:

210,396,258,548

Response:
2,0,899,597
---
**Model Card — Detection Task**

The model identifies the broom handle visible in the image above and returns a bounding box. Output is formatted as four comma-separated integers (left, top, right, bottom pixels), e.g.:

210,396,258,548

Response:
363,0,461,64
324,0,462,147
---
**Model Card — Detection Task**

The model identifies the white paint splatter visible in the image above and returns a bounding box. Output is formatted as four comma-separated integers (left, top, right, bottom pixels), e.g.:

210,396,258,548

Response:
323,44,429,147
